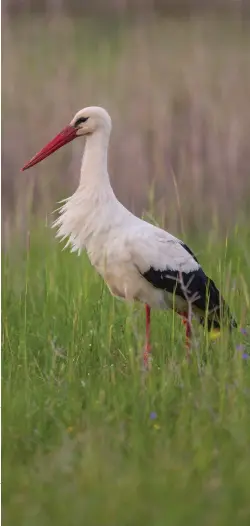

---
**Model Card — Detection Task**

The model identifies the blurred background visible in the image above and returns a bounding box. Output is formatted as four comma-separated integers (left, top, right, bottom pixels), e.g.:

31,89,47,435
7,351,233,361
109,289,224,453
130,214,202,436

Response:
2,1,250,245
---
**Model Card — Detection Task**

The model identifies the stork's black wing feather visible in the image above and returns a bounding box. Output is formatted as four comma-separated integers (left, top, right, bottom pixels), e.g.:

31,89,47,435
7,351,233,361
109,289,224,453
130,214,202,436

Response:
142,241,237,330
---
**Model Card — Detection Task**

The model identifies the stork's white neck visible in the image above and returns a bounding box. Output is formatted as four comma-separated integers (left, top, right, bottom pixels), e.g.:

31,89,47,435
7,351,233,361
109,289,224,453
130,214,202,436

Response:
53,123,132,255
79,129,110,188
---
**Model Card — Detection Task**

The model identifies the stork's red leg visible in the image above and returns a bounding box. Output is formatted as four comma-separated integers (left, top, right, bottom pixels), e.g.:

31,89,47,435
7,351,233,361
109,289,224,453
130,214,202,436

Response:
181,311,192,357
143,304,151,369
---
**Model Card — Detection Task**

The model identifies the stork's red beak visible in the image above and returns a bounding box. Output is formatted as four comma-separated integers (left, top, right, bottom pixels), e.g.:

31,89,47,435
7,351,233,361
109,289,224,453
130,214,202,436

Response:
21,125,77,171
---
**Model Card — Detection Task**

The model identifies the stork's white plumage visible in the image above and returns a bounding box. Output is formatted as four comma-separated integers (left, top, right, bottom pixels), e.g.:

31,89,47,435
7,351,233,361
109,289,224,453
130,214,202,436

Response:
22,106,237,368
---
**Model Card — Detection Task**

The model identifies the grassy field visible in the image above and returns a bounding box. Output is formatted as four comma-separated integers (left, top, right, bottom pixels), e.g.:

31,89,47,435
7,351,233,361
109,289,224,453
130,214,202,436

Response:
2,222,250,525
2,12,250,525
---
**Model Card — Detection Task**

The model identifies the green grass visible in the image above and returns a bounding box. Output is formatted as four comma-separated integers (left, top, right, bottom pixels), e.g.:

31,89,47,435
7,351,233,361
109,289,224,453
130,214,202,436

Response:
2,223,250,525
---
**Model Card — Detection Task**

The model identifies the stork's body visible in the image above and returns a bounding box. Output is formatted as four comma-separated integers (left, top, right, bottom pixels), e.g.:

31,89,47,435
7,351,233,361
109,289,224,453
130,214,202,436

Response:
54,177,196,313
22,106,237,367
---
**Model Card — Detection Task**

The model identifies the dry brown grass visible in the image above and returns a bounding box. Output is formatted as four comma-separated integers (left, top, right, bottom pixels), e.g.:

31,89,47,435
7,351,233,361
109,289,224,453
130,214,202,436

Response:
2,15,250,244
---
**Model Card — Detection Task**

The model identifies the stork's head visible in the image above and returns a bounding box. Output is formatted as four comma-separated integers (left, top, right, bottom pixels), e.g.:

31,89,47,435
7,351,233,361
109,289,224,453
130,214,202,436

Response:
21,106,112,171
71,106,112,137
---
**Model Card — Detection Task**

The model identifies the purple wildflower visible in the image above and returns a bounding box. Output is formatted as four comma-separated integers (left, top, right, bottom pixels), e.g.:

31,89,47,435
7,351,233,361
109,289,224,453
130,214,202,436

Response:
236,344,246,352
150,412,157,420
240,328,248,336
242,353,249,360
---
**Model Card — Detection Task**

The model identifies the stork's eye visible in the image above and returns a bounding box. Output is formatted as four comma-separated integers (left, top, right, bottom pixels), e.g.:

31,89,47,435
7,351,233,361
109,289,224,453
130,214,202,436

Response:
75,117,89,127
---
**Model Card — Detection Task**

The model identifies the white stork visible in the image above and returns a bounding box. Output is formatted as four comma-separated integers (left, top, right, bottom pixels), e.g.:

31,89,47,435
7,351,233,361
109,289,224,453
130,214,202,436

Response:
21,106,237,368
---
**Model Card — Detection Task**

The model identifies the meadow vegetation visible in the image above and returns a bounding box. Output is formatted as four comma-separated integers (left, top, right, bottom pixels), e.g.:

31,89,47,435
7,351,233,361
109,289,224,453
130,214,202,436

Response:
2,223,250,525
2,13,250,525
